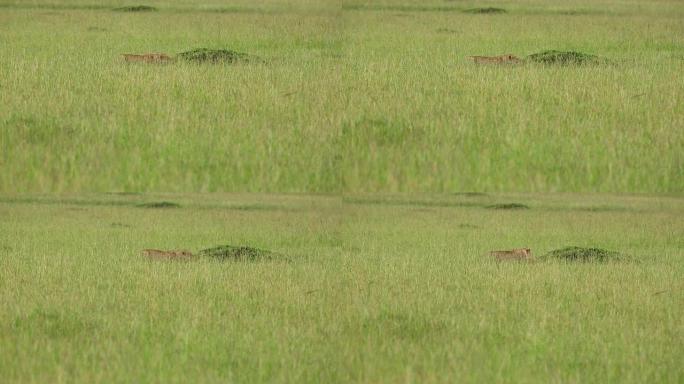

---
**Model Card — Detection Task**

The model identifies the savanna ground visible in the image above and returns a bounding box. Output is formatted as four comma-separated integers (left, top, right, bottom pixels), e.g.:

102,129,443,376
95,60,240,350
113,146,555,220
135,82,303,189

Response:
1,0,683,383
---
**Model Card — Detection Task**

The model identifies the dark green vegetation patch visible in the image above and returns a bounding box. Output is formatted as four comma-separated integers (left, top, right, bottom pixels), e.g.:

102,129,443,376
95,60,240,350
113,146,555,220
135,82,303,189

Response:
486,203,530,210
178,48,254,64
110,222,132,228
113,5,157,12
136,201,180,209
463,7,507,14
543,246,624,262
106,191,141,196
557,9,594,16
573,205,629,212
198,245,275,261
526,50,599,64
361,312,447,341
342,4,460,12
452,192,487,197
12,309,96,338
343,197,480,209
457,223,480,229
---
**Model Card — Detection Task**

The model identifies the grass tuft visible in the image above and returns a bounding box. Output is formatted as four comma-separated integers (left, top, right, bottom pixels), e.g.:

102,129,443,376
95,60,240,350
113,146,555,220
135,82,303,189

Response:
486,203,530,210
526,50,600,64
463,7,507,14
136,201,180,209
177,48,254,64
542,246,625,262
113,5,156,12
198,245,276,261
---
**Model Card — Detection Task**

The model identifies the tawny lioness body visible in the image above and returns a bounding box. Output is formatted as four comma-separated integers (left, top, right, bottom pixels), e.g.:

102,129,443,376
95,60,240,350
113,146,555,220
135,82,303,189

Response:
468,54,521,64
489,248,534,261
141,249,194,260
122,53,174,63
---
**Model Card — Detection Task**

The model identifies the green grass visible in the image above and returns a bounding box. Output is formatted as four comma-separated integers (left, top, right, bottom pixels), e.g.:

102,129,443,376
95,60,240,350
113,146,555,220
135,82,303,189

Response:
1,192,683,383
1,0,683,193
1,2,683,381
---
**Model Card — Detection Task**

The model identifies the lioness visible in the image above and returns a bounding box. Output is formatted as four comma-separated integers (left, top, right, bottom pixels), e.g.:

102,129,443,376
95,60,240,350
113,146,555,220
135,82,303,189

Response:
142,249,194,260
489,248,534,261
122,53,174,64
468,54,521,64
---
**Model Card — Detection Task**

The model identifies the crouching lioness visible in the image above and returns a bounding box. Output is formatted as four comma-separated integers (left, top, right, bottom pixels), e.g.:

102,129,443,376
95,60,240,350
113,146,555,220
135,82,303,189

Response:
468,54,521,65
122,53,174,64
489,248,534,261
141,249,194,261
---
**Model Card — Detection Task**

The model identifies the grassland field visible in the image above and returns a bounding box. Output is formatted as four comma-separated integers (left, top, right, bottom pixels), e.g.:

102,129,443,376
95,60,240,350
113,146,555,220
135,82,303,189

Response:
1,0,683,193
1,192,683,383
1,0,684,383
